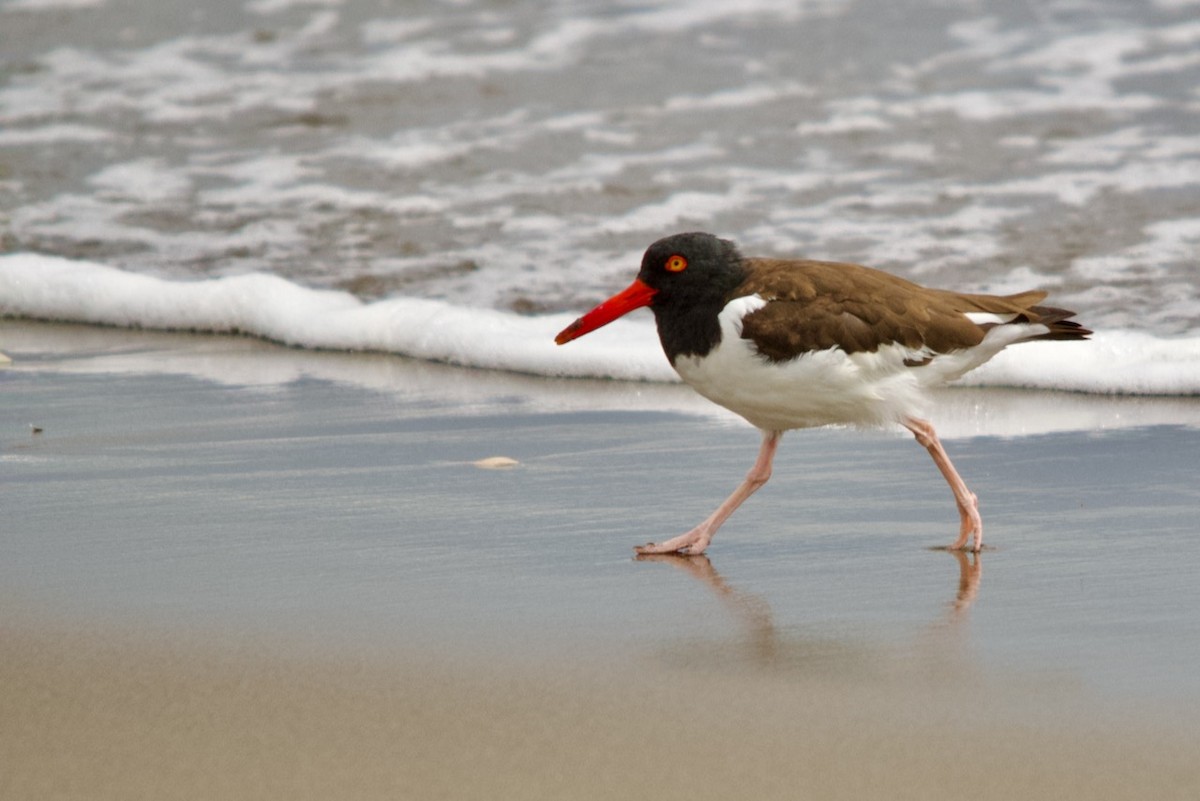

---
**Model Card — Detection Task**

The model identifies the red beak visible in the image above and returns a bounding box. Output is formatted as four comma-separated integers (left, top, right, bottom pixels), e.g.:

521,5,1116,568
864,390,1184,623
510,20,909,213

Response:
555,278,657,345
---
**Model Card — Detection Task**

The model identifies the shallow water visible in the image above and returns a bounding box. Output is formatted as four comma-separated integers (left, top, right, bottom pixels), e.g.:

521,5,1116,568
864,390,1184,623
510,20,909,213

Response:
2,0,1200,380
5,323,1200,707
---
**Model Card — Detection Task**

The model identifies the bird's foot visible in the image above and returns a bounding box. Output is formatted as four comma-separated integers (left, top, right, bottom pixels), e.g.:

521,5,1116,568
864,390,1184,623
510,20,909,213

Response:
947,492,982,553
634,525,714,556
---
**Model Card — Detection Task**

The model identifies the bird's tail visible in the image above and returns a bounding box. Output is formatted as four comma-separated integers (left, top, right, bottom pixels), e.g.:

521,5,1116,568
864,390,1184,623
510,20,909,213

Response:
1025,304,1092,341
966,290,1092,342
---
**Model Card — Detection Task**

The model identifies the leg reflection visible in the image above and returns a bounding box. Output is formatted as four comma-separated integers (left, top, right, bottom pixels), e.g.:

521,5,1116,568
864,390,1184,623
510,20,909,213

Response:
947,548,982,617
635,553,778,664
636,549,985,671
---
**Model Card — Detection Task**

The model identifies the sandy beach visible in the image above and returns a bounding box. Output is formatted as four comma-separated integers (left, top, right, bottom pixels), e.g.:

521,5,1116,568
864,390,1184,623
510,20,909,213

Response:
3,319,1200,800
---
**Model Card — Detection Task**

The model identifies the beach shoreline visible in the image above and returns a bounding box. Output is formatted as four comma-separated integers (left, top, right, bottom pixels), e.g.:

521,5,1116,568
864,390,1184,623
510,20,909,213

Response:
3,319,1200,799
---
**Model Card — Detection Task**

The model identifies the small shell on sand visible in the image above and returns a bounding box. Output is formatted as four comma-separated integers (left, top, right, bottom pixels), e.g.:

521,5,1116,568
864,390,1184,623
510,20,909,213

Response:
473,456,520,469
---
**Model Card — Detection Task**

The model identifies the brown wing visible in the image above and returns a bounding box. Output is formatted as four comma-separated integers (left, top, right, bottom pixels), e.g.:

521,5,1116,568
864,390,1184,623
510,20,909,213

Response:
735,258,1086,363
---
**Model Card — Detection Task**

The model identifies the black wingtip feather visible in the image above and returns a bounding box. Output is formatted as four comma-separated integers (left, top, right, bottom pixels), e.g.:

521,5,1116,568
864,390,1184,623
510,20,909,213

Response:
1029,305,1092,341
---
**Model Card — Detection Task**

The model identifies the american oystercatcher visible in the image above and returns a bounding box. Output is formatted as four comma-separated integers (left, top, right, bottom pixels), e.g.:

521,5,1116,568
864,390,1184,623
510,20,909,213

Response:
555,232,1090,554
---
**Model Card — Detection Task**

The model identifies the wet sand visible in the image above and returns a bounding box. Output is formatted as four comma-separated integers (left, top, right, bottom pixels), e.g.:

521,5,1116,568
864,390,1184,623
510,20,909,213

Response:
3,320,1200,800
5,614,1198,801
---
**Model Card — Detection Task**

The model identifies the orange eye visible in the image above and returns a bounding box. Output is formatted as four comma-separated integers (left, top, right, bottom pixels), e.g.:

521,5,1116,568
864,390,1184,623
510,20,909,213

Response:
665,254,688,272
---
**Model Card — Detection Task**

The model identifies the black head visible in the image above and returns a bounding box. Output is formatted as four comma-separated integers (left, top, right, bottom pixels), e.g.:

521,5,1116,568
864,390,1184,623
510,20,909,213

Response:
636,232,747,362
637,232,746,308
554,232,747,361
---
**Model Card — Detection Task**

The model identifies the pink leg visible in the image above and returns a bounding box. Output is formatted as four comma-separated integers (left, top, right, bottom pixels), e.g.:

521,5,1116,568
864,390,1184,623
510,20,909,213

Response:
903,417,982,552
635,430,782,556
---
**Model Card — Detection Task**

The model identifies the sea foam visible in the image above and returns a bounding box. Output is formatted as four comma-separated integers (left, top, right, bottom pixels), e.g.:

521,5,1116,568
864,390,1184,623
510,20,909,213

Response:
2,253,1199,395
0,253,672,382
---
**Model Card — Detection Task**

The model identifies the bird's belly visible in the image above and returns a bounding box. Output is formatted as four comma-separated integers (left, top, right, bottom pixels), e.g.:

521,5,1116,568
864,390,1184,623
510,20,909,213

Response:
673,339,928,431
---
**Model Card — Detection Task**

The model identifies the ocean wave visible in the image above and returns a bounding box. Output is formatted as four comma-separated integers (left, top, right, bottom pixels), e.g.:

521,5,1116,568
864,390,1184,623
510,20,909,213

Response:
2,253,1199,396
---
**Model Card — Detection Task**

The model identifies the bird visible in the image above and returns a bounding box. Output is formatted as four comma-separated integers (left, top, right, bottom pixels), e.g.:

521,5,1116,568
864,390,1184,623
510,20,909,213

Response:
555,232,1090,555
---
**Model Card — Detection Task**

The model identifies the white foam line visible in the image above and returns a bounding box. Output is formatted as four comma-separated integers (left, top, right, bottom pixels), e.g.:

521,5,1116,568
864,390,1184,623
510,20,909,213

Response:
0,253,673,382
6,320,1200,439
0,124,114,145
3,253,1200,395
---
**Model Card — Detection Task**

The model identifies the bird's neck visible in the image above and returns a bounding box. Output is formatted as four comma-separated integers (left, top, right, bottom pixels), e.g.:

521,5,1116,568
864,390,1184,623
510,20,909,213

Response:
654,301,727,364
652,266,748,364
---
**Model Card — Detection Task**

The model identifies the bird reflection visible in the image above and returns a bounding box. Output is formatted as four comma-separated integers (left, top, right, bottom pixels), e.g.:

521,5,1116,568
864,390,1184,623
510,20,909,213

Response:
635,553,780,663
636,548,983,674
